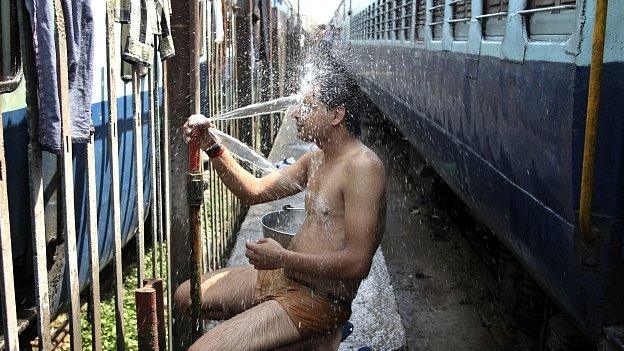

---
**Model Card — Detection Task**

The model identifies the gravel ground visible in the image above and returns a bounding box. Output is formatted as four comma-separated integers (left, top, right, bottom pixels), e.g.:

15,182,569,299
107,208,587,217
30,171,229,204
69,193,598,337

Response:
363,120,538,351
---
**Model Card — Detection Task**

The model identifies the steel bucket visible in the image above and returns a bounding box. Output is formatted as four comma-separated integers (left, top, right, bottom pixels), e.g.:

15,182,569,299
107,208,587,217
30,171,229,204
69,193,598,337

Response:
261,205,306,248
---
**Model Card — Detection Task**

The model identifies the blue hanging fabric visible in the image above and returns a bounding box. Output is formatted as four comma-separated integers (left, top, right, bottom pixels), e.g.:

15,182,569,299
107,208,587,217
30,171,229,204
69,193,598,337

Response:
62,0,95,143
25,0,94,153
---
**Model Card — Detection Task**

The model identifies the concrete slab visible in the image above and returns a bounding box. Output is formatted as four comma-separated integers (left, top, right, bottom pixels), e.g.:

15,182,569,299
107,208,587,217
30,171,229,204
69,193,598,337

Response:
224,117,407,350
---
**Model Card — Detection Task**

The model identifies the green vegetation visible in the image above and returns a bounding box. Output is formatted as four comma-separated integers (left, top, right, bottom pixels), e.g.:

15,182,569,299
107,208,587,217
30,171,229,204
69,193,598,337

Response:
51,243,168,351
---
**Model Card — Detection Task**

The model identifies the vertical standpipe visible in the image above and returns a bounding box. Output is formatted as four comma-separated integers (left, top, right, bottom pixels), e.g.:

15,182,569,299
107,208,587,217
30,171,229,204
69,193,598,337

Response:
188,0,204,341
579,0,609,241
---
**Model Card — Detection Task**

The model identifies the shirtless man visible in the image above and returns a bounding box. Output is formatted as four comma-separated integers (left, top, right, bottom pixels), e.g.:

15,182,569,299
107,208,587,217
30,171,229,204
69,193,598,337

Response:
177,64,386,351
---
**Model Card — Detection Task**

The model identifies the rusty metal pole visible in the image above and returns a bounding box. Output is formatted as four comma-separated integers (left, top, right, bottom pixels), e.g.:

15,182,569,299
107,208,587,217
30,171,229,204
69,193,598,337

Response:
168,0,193,347
135,286,159,351
143,279,166,351
187,0,204,342
168,0,203,347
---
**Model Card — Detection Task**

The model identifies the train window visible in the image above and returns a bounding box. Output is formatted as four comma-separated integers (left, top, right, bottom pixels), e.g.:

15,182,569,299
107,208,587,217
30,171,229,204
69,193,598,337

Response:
375,0,382,40
451,0,472,40
524,0,576,41
393,0,402,40
402,0,413,40
382,0,391,39
360,13,366,40
480,0,509,41
0,0,21,92
367,5,373,40
429,0,445,40
414,0,425,41
358,11,367,40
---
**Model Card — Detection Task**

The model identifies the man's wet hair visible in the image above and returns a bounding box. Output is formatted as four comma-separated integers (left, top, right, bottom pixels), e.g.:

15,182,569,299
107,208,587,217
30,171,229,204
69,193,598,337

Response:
313,61,364,137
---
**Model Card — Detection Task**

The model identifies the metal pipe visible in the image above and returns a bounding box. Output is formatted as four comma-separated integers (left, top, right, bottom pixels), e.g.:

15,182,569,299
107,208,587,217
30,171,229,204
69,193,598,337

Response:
579,0,609,242
0,102,20,351
53,0,83,347
20,0,53,345
133,65,147,288
517,5,576,15
86,138,103,351
188,0,204,341
135,286,159,351
105,2,127,349
143,278,166,351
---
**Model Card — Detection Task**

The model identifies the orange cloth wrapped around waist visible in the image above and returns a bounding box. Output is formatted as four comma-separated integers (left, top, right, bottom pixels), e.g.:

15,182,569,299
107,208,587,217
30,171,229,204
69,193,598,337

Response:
254,269,352,339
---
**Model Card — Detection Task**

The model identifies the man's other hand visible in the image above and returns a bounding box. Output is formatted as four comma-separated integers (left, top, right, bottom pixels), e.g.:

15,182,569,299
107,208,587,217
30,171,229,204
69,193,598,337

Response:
182,114,217,150
245,238,287,270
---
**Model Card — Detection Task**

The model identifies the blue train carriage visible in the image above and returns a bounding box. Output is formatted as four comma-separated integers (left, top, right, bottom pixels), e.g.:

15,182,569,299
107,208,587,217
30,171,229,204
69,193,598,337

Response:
333,0,624,346
1,0,156,316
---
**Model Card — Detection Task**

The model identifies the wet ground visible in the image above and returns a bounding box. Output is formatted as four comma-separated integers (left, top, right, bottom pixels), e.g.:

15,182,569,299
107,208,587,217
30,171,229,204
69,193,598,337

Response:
363,120,538,351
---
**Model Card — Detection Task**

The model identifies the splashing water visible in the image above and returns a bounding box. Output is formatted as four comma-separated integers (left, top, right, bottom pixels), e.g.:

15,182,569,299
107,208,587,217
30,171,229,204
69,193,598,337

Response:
209,128,305,193
209,128,277,174
207,95,301,123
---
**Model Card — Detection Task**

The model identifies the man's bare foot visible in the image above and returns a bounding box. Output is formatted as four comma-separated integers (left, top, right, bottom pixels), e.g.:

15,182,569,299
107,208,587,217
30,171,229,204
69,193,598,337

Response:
330,328,343,349
325,322,354,350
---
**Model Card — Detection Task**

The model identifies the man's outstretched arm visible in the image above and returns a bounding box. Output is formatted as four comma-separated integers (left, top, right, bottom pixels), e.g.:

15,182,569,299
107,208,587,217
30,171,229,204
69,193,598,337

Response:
246,152,387,280
183,114,310,205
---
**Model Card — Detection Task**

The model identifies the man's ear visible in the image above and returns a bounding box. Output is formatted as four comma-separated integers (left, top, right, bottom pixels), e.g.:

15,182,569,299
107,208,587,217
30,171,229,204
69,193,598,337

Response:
331,106,346,127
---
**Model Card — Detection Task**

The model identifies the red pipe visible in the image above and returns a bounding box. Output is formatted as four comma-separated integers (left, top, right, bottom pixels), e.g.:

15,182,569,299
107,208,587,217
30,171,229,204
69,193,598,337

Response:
143,278,166,351
135,286,159,351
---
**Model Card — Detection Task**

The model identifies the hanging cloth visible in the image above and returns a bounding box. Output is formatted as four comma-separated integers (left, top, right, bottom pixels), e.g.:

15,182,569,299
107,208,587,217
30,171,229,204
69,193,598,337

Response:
157,0,175,60
24,0,94,153
61,0,95,142
214,0,224,43
122,0,155,66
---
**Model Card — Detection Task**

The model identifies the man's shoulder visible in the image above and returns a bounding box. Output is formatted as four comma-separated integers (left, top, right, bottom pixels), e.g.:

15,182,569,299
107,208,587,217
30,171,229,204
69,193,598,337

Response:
346,145,385,177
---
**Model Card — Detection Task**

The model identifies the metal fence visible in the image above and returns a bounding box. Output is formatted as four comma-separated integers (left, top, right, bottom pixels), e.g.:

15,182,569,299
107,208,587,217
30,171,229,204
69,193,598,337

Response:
0,0,301,350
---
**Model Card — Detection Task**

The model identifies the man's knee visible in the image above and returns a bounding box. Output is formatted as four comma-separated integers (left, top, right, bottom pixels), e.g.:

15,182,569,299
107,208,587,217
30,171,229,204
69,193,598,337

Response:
173,281,191,314
187,342,204,351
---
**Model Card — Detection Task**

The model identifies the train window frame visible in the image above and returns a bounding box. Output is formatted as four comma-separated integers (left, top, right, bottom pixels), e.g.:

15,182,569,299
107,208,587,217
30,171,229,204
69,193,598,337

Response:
450,0,472,41
382,0,390,40
413,0,425,42
394,0,413,41
0,0,22,94
478,0,509,41
366,5,373,40
393,0,402,40
375,0,381,40
428,0,445,41
522,0,576,42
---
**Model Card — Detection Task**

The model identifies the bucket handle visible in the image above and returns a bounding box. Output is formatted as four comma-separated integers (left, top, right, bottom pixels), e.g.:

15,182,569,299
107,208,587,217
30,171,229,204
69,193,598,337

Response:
283,205,305,211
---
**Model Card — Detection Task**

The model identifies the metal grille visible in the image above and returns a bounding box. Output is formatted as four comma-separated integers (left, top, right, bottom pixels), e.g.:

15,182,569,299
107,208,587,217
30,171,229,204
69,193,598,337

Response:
452,0,472,40
414,0,425,41
429,0,445,40
529,0,576,7
0,0,20,91
368,4,374,39
382,0,391,39
453,0,472,19
484,0,508,13
525,0,577,41
0,1,303,350
375,0,382,39
390,0,413,40
481,0,509,40
393,0,403,40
